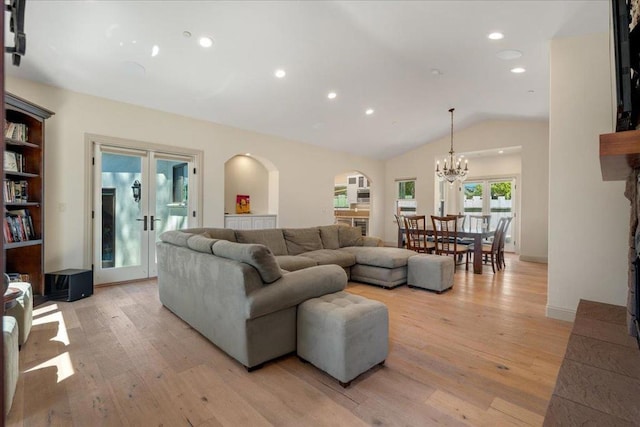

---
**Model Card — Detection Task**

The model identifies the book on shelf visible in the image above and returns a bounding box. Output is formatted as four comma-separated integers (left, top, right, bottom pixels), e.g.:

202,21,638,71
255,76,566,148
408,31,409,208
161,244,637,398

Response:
7,273,29,283
4,121,28,142
3,209,36,243
3,179,28,203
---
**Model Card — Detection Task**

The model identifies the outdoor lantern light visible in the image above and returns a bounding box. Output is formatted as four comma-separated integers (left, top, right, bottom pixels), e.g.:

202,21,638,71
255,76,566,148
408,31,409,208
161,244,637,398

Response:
131,180,141,202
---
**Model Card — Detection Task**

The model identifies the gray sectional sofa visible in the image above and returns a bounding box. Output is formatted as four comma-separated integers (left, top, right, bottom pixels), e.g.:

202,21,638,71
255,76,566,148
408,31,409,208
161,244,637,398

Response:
157,224,418,369
180,224,418,288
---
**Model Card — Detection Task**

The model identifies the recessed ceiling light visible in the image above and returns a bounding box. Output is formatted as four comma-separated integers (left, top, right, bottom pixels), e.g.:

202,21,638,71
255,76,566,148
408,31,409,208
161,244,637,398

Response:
245,153,251,156
431,68,442,75
459,155,465,158
327,92,337,99
498,150,504,154
199,36,213,48
496,49,522,60
528,89,535,94
183,31,192,38
365,108,374,115
488,32,504,40
151,45,159,57
511,67,526,74
275,69,286,78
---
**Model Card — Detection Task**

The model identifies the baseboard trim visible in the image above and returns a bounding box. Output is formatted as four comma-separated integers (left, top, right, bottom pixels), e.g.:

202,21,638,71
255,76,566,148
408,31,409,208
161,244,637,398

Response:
519,255,548,264
546,305,576,322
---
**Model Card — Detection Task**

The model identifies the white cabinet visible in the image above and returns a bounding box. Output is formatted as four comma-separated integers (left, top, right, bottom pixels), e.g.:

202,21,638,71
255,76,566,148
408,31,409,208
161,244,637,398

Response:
224,214,277,230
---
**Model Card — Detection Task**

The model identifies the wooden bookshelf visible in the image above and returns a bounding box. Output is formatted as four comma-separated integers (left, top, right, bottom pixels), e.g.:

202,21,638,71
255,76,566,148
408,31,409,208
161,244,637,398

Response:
4,93,54,300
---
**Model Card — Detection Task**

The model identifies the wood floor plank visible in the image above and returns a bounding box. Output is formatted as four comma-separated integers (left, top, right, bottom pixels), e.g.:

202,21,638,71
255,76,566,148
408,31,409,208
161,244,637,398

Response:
8,255,574,426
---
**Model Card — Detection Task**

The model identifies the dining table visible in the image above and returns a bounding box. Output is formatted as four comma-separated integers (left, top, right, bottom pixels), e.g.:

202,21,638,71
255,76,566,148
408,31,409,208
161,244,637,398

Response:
397,226,495,274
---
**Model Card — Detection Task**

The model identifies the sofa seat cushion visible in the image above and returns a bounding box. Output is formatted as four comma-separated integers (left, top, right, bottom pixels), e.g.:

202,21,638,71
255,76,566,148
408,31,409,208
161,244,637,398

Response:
275,255,318,272
246,265,347,319
339,247,416,268
299,249,356,268
283,228,323,255
212,241,282,284
235,229,288,256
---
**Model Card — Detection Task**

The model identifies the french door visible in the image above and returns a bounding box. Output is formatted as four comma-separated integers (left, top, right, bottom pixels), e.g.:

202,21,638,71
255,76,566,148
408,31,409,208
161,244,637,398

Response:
93,144,196,284
461,178,517,252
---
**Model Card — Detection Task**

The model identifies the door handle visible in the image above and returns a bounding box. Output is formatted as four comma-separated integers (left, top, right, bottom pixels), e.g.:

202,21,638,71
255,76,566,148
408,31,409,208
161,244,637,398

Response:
136,215,148,231
150,215,161,231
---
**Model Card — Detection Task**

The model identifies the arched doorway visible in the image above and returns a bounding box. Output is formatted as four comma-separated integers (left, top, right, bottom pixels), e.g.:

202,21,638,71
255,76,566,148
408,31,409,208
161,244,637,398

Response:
224,154,279,229
334,171,371,235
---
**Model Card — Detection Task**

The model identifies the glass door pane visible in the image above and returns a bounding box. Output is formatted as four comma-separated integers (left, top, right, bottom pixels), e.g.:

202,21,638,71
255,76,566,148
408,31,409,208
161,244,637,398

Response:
462,181,484,229
490,179,515,251
148,154,194,277
94,147,149,284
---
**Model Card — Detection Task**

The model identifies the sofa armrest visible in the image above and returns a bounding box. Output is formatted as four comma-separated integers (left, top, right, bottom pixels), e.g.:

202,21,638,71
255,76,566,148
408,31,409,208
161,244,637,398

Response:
362,236,383,247
245,265,347,319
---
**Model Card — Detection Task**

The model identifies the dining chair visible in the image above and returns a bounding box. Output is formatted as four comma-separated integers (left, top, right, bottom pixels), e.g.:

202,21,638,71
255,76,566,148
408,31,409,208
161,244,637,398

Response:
478,217,507,273
497,216,513,270
430,215,470,269
394,214,406,248
404,215,435,254
469,214,491,233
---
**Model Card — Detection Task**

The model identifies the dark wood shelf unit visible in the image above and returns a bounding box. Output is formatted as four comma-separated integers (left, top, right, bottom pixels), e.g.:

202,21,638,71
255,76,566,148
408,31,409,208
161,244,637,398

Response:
4,93,54,299
599,129,640,181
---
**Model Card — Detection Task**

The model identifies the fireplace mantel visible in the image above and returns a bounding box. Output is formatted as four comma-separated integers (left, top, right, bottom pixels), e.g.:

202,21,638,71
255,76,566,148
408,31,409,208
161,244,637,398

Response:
600,129,640,181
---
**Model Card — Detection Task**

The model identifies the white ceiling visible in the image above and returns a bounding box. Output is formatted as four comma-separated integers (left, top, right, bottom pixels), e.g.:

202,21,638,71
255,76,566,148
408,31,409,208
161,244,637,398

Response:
5,1,610,160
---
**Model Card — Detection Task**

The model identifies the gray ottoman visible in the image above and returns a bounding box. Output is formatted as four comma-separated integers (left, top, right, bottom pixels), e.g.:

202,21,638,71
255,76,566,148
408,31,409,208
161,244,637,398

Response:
407,254,454,293
297,291,388,387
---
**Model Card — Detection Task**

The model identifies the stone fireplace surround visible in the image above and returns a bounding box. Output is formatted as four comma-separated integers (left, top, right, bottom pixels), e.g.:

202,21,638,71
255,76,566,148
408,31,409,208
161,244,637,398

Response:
625,169,640,339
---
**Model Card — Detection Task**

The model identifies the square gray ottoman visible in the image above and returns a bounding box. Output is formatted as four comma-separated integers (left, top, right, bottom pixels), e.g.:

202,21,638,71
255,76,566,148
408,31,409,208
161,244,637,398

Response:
297,291,388,387
407,254,454,293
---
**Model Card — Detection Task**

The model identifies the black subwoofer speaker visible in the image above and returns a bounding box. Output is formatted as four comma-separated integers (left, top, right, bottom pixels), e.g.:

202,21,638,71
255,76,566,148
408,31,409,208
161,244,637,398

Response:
45,269,93,302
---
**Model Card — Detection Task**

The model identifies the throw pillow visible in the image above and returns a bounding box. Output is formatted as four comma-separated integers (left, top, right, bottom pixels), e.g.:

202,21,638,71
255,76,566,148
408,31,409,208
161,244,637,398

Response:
212,241,282,284
187,234,218,254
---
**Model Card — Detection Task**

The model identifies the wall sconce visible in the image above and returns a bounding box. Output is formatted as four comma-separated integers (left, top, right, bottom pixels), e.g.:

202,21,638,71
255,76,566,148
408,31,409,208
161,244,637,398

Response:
131,180,141,202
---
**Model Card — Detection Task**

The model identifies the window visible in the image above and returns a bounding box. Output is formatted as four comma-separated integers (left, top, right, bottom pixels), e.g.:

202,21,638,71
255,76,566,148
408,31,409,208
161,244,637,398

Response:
396,179,417,216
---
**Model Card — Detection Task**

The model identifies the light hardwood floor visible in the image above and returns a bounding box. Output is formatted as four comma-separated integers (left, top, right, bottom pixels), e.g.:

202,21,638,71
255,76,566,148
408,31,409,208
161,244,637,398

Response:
7,255,571,426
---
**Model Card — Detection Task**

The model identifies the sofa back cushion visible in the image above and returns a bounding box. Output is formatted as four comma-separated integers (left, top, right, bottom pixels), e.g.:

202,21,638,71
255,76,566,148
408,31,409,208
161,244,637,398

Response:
338,225,363,247
283,227,323,255
187,234,218,254
212,240,282,284
180,227,237,242
235,229,288,256
318,225,341,250
160,230,192,247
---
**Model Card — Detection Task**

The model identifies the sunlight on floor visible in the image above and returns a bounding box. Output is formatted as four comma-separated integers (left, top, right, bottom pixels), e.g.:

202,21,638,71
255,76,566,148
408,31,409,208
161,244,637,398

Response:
28,303,75,383
25,352,74,383
32,304,70,345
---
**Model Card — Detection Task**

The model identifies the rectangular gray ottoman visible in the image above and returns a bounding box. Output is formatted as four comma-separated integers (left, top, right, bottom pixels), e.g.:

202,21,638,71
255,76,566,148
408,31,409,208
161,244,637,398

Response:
407,254,454,293
297,291,388,387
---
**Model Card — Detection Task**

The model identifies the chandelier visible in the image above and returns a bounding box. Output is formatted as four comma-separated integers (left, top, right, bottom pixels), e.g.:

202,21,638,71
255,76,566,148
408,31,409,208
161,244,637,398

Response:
435,108,468,183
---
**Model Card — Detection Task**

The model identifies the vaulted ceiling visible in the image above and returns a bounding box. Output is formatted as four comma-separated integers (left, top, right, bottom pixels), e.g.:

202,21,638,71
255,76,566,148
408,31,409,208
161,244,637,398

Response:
6,1,609,159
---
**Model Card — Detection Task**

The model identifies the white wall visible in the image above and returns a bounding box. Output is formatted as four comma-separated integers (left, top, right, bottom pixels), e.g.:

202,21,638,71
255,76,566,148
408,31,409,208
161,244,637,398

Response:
547,32,629,320
384,120,548,262
224,155,269,214
6,77,384,271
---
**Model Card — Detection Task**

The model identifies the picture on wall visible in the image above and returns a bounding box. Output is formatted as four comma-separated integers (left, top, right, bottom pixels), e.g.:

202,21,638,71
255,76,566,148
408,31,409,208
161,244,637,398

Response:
236,194,251,214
